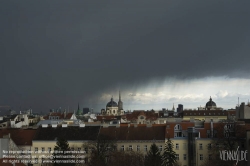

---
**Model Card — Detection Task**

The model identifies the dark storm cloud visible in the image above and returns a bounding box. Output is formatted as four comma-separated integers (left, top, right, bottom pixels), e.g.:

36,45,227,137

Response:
1,0,250,112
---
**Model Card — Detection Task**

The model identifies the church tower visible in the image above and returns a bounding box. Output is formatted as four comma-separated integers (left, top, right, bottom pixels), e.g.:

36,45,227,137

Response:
118,91,123,110
76,102,81,115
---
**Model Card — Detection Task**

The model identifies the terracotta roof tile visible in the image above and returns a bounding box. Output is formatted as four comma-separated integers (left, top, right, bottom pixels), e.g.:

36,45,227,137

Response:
0,128,36,145
125,111,158,121
99,125,165,140
33,126,100,140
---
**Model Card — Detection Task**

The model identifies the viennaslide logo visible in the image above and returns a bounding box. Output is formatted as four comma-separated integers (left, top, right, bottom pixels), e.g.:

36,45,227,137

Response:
219,146,247,165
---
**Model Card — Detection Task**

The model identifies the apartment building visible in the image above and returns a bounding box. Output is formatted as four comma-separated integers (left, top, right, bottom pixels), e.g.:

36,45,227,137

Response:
99,124,166,155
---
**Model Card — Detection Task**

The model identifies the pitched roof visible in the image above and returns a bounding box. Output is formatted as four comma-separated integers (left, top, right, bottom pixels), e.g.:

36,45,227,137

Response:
99,125,165,141
125,111,158,121
0,128,37,145
165,122,195,138
33,126,100,141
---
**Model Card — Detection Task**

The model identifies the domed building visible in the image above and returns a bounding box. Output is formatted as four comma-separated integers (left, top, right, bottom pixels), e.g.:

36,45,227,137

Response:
205,96,216,108
197,96,222,111
101,92,124,116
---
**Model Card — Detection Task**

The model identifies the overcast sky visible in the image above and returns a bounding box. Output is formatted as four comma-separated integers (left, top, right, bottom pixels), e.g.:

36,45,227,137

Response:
1,0,250,114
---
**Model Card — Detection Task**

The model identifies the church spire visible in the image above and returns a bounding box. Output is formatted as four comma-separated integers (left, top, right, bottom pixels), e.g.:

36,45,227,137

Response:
118,91,123,111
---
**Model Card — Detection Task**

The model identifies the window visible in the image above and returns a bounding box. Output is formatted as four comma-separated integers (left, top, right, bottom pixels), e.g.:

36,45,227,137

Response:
91,148,95,153
175,124,180,130
176,154,179,160
159,145,163,152
144,145,148,151
199,144,203,150
71,148,74,151
129,145,133,151
48,147,51,152
113,110,115,114
208,144,212,150
85,158,88,164
137,145,140,151
204,113,206,115
209,154,212,160
85,148,88,154
176,143,179,150
35,147,38,152
200,154,203,160
78,148,81,151
225,132,229,137
35,158,38,164
214,130,217,138
121,145,124,151
207,130,210,138
183,154,187,160
167,124,170,128
42,147,45,152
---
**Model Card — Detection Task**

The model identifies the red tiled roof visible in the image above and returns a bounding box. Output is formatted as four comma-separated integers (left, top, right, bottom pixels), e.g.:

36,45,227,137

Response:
125,111,158,121
0,128,36,145
165,122,195,138
65,113,73,119
99,125,165,140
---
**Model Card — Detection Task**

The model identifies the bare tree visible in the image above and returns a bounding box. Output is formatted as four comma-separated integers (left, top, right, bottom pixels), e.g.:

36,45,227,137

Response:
84,134,117,166
109,151,144,166
202,120,247,166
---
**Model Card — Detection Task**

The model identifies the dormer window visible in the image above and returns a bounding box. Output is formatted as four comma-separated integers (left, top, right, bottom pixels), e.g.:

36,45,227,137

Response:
175,124,181,130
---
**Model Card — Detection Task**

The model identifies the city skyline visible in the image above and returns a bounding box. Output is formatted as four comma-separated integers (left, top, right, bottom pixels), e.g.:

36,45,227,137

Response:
1,0,250,114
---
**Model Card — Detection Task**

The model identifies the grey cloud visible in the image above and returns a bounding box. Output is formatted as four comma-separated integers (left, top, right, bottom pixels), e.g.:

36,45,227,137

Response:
1,0,250,112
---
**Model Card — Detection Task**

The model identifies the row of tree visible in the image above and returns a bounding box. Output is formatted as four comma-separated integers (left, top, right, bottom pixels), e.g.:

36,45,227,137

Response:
44,136,179,166
88,138,179,166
